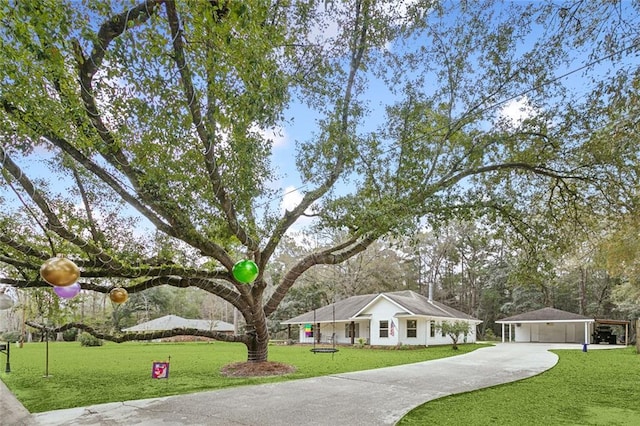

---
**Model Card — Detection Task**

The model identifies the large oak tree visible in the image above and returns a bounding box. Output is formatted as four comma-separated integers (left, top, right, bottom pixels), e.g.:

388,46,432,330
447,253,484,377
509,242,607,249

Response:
1,0,637,362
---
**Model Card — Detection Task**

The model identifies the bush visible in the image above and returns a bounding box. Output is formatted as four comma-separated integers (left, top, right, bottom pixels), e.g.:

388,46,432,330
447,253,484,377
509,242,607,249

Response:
1,331,21,342
79,333,103,347
63,328,78,342
484,328,498,341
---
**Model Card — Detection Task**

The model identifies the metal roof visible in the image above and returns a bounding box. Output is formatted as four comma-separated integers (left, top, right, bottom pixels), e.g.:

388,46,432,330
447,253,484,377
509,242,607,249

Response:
123,314,235,332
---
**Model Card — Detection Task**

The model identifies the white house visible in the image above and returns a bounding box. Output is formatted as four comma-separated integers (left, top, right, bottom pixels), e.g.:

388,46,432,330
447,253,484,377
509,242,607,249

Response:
281,290,481,347
496,307,594,344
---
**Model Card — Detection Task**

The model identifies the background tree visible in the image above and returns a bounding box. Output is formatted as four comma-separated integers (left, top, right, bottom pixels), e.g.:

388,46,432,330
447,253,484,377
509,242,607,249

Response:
1,1,638,364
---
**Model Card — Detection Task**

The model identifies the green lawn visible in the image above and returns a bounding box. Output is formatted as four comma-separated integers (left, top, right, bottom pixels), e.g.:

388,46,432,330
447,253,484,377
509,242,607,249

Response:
399,347,640,425
0,341,482,412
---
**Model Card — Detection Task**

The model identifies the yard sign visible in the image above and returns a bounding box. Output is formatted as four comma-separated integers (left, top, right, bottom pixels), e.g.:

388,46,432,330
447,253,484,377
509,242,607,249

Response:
151,361,170,379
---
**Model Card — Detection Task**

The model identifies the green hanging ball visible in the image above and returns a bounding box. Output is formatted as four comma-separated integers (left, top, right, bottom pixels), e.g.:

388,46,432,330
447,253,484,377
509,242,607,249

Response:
232,260,259,284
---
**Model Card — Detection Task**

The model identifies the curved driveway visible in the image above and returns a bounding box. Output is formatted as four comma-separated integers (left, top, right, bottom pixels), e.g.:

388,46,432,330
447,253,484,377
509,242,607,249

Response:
24,343,613,425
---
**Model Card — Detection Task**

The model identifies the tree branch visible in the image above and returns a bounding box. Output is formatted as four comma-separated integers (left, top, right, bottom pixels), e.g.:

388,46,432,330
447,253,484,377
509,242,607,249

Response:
26,321,247,344
262,1,372,263
264,234,374,316
165,0,257,259
0,146,122,268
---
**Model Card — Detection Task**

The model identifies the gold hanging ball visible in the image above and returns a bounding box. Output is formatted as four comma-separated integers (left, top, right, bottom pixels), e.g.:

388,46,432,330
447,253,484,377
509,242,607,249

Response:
40,257,80,287
109,287,129,304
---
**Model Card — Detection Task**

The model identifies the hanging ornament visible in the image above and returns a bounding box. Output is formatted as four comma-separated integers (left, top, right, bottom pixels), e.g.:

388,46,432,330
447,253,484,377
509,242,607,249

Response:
232,260,259,284
40,256,80,287
53,283,81,299
109,287,129,304
0,292,14,310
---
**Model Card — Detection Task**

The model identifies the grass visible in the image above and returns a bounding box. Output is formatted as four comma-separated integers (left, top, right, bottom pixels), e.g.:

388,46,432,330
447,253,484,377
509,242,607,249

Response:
0,341,483,412
398,347,640,425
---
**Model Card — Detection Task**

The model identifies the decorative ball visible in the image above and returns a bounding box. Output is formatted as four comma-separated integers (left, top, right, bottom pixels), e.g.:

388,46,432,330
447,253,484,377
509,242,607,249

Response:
53,283,81,299
40,257,80,287
232,260,259,284
0,293,14,310
109,287,129,304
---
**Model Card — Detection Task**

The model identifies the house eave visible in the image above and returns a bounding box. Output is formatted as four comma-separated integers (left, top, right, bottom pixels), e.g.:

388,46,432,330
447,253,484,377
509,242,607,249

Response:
496,319,595,324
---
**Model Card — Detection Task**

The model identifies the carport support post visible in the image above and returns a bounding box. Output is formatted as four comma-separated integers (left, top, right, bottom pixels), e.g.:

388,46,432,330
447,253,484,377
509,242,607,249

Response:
501,323,505,343
584,322,589,348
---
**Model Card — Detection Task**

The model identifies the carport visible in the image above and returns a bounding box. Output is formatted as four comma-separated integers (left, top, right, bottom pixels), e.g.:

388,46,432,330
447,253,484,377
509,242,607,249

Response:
496,307,594,344
593,319,630,345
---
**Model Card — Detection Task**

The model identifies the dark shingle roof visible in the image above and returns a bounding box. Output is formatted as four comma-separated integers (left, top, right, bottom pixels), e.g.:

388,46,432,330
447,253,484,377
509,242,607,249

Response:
281,290,478,324
281,294,376,324
385,291,475,320
497,307,592,323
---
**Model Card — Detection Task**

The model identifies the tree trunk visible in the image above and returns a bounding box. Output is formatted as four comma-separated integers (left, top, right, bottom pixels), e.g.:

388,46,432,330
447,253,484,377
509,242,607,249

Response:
636,319,639,354
579,267,587,315
245,308,270,362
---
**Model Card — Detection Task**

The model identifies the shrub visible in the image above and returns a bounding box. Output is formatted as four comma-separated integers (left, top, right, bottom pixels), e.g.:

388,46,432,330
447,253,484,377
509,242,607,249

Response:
79,333,103,347
63,328,78,342
1,331,21,342
484,328,498,341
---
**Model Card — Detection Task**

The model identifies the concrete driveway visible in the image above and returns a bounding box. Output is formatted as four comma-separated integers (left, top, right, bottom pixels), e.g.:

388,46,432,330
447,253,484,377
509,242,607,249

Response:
7,343,620,425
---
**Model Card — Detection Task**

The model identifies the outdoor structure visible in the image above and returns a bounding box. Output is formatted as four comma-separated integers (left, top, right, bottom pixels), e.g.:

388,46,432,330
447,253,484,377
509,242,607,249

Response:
281,290,481,347
496,307,595,344
123,315,234,334
496,307,631,345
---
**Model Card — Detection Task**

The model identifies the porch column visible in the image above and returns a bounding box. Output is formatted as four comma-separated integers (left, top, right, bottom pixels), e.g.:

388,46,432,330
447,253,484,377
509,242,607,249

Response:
350,321,355,345
625,323,629,346
501,323,505,343
584,322,589,345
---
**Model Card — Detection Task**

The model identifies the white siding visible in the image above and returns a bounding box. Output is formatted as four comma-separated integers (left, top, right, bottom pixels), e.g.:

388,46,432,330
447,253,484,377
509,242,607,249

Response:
362,298,400,346
513,322,586,343
426,319,477,346
297,321,370,345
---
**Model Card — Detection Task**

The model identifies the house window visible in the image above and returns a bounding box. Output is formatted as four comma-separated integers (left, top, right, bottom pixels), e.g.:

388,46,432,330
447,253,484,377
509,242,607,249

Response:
345,323,360,338
379,320,389,338
430,320,435,338
407,320,417,338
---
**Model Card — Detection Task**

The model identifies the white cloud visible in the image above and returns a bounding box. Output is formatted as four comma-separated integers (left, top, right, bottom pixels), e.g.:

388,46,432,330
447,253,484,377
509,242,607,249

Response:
307,0,426,50
280,185,304,213
499,96,537,127
279,185,318,235
254,125,288,148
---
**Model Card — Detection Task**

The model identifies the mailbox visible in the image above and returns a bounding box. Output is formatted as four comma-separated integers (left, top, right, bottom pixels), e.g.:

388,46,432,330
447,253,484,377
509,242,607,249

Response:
0,344,7,351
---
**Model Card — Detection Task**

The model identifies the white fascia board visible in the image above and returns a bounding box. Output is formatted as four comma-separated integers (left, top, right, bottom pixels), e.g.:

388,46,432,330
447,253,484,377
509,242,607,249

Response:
496,319,595,324
352,293,415,318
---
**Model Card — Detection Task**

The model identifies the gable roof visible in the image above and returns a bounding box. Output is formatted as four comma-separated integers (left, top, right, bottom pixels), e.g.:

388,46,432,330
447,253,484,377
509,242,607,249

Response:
123,314,235,332
281,294,376,324
281,290,479,324
496,307,594,323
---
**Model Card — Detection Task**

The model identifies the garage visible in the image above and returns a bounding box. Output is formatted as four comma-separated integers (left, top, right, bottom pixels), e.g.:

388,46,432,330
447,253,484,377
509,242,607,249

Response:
496,307,594,344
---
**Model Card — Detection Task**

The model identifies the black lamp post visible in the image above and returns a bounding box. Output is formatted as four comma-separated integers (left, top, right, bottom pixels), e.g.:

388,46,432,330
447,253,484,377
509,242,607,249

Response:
0,341,10,373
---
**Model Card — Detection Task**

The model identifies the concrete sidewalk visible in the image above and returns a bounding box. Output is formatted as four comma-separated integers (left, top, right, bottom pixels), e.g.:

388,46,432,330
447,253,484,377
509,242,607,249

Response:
3,343,616,425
